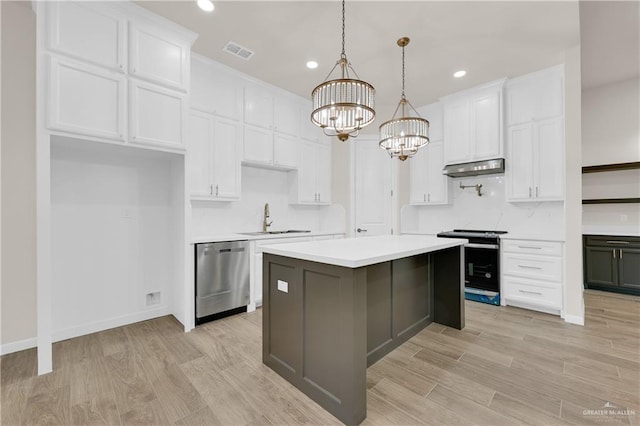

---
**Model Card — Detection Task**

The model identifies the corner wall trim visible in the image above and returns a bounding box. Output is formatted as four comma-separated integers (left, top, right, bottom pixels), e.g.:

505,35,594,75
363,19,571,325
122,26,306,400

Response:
1,337,38,356
564,314,585,326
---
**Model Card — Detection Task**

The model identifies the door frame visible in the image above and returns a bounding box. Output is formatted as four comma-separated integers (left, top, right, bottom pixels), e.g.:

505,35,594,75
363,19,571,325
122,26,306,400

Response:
349,136,398,238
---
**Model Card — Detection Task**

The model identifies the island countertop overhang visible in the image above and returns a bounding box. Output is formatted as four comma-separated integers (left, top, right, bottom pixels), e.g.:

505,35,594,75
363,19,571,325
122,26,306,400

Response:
260,235,468,268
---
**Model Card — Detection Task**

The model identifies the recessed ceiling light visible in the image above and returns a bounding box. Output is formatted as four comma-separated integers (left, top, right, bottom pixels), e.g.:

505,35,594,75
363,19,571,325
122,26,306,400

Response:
197,0,214,12
453,70,467,78
306,61,319,69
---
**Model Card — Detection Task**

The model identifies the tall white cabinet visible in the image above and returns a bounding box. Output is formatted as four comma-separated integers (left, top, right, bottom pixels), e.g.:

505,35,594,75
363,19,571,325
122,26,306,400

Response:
505,66,564,202
409,102,449,205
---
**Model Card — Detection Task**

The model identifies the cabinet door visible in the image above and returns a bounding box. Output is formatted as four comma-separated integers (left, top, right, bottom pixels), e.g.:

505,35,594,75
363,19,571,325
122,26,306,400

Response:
409,147,428,204
533,71,563,121
243,125,273,164
212,118,241,199
274,95,301,137
472,91,502,160
130,80,186,149
506,124,534,201
316,142,332,204
417,102,443,141
505,82,535,126
48,57,126,141
301,102,322,141
244,83,274,129
129,22,189,91
187,111,213,198
273,134,298,169
585,247,618,287
297,141,317,203
443,99,471,164
534,117,564,200
425,141,447,204
47,2,125,71
619,248,640,289
190,58,242,120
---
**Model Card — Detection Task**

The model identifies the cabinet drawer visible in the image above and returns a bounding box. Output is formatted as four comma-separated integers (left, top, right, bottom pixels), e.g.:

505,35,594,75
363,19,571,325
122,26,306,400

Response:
504,277,561,308
502,239,562,256
256,237,312,253
584,235,640,249
503,253,562,282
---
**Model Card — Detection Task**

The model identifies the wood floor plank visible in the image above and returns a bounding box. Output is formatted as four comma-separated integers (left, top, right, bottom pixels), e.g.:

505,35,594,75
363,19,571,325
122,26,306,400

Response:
105,350,158,416
488,392,573,426
150,363,207,424
70,394,121,426
69,357,113,405
361,392,422,426
118,398,171,426
422,326,514,367
96,327,130,357
425,384,515,425
1,377,32,426
22,384,71,425
560,399,632,426
0,348,36,386
174,405,221,426
367,357,436,397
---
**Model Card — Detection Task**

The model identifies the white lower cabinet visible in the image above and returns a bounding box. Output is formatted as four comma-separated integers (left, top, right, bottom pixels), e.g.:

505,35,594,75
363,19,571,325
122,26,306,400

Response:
187,110,241,200
502,239,563,314
129,79,186,150
409,140,449,205
289,139,331,205
48,57,126,141
506,117,564,202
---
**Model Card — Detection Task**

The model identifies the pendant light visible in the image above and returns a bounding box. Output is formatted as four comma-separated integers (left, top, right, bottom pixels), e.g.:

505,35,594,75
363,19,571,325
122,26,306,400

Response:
379,37,429,161
311,0,375,142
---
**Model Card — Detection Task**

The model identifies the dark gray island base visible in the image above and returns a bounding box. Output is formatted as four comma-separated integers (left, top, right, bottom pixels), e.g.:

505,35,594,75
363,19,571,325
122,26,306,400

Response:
262,243,464,425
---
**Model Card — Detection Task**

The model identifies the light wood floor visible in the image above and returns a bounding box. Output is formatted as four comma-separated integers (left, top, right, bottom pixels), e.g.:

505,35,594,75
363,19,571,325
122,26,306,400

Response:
2,290,639,425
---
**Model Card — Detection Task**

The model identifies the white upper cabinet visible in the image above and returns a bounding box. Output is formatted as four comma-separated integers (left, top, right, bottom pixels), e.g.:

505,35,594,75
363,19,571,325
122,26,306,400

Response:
244,82,274,130
190,56,242,121
129,79,186,149
48,57,126,141
274,94,301,137
301,102,323,142
243,125,274,165
187,110,241,200
290,140,331,205
274,134,298,169
46,2,126,71
506,66,563,126
410,102,449,205
506,117,564,202
129,21,190,91
442,79,505,165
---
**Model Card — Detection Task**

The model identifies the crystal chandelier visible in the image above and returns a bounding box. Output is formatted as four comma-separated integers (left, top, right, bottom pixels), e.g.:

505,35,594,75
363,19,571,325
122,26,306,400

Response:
379,37,429,161
311,0,375,142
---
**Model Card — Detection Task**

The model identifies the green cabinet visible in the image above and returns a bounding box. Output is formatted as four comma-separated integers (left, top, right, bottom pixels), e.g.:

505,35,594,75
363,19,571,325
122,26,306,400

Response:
584,235,640,295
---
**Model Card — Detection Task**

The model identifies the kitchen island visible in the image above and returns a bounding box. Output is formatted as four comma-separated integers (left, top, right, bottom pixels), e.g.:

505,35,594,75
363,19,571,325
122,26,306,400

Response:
261,235,466,425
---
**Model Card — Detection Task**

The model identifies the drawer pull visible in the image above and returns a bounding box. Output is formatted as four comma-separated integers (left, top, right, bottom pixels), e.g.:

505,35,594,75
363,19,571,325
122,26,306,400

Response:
606,240,630,244
518,289,543,295
518,264,542,270
517,245,542,249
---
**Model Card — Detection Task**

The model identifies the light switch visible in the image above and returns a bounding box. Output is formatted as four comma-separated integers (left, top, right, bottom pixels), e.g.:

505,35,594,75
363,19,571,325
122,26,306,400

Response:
277,280,288,293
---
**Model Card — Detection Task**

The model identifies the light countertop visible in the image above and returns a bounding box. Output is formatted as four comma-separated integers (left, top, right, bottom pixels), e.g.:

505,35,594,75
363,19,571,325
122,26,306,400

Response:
191,230,345,244
261,235,467,268
582,225,640,237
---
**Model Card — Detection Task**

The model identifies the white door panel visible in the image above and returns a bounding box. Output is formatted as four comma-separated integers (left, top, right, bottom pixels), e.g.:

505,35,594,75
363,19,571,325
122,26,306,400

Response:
354,138,392,237
187,111,213,197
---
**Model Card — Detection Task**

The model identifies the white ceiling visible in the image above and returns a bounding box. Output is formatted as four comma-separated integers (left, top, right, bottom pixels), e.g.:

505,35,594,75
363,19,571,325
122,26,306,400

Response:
580,1,640,89
137,1,581,119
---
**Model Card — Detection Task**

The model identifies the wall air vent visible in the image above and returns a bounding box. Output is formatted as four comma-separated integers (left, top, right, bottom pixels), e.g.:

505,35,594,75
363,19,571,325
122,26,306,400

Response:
223,41,254,60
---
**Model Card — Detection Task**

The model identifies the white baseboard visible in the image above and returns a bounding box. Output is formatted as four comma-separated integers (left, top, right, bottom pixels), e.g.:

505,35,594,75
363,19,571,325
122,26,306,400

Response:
1,337,38,356
564,314,585,326
52,306,171,342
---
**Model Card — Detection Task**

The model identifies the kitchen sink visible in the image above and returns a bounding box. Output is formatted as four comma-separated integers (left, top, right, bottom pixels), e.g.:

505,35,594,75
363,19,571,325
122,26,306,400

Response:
239,230,311,235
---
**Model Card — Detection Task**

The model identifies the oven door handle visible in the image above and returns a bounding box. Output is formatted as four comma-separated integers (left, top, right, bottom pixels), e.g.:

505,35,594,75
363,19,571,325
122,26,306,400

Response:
465,243,499,249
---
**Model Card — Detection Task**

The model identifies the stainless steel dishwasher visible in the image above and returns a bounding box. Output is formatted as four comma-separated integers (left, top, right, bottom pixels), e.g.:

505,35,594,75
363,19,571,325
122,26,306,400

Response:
195,240,250,324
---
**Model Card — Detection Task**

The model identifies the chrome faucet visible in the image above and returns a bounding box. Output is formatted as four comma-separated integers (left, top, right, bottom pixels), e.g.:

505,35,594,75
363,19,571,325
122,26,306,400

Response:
263,203,273,232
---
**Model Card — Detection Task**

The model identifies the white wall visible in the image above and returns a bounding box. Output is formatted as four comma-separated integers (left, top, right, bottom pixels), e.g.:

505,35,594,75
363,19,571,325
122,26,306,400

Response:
582,77,640,231
1,1,37,349
50,138,184,341
401,175,565,237
191,165,344,237
582,77,640,165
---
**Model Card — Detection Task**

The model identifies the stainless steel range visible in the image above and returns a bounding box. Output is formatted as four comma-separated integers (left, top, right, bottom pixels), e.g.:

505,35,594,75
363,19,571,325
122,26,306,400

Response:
437,229,507,305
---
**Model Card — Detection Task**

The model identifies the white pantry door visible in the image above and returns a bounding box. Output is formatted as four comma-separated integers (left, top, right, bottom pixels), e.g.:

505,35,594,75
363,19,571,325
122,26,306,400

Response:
353,137,393,237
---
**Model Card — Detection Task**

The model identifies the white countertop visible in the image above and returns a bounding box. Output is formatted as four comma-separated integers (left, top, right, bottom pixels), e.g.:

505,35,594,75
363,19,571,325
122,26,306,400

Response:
582,225,640,237
261,235,467,268
191,230,344,244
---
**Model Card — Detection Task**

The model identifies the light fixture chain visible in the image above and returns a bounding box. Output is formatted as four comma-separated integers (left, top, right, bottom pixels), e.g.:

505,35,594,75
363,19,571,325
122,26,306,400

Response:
341,0,346,58
401,44,406,99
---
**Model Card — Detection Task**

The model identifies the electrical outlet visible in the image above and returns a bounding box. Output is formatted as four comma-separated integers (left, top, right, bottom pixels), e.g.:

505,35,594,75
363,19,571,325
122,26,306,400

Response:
146,291,161,306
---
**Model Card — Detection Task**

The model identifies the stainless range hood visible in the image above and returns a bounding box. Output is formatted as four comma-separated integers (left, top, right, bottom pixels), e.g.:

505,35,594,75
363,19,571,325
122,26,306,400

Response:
442,158,505,177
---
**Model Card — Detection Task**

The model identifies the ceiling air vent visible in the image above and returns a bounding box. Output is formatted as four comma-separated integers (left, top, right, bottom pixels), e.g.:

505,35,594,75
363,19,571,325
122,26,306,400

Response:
223,41,254,61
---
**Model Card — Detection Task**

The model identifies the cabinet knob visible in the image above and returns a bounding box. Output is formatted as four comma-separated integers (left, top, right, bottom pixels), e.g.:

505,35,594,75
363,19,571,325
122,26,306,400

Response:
535,186,539,197
528,187,532,198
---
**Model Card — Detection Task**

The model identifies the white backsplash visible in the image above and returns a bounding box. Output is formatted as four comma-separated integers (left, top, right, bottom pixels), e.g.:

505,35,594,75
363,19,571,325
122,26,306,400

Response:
191,165,345,237
402,174,565,237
